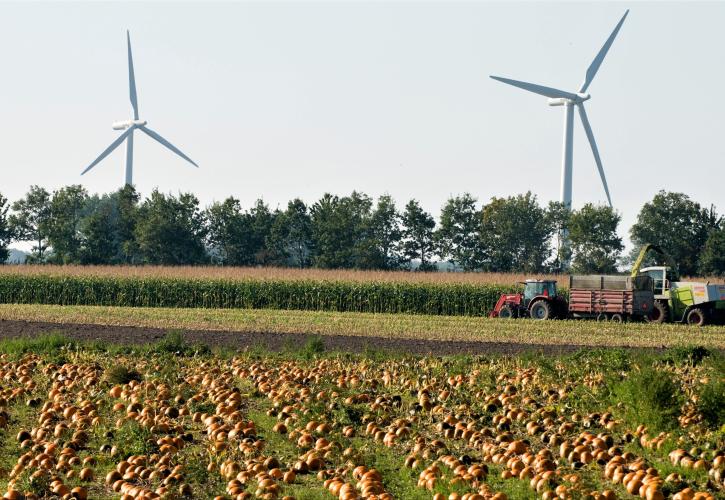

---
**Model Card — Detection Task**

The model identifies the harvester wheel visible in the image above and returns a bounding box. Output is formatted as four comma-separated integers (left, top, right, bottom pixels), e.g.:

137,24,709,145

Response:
686,307,707,326
498,305,516,319
529,300,552,320
646,301,668,324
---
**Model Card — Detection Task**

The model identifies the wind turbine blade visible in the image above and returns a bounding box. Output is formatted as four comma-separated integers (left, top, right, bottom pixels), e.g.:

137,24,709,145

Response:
127,30,139,120
579,10,629,93
577,104,612,207
490,76,579,100
139,126,199,168
81,128,134,175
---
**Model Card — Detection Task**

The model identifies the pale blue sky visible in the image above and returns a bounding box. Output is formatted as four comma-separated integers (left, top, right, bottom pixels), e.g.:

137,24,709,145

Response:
1,1,724,249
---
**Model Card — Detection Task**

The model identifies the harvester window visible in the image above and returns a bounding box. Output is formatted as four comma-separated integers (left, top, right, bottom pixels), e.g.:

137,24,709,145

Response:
645,269,667,295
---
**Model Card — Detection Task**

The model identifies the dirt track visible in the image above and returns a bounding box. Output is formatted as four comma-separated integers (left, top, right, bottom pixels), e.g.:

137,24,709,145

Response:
0,319,673,356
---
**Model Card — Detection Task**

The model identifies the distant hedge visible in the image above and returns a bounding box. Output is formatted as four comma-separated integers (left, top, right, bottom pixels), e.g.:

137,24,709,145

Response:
0,275,520,316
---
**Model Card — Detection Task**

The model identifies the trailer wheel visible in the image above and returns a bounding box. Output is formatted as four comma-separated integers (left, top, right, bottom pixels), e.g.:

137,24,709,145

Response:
498,305,516,319
529,300,552,320
610,313,624,323
646,301,668,324
596,313,608,322
686,307,707,326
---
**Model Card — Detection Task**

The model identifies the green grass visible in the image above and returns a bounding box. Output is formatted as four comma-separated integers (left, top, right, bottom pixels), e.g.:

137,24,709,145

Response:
348,438,430,499
697,378,725,429
0,332,76,356
104,365,143,385
609,366,685,432
248,410,331,500
1,303,724,349
149,329,211,356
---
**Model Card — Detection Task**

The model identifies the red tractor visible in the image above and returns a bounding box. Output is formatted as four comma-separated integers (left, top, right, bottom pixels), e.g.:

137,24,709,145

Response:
489,280,568,320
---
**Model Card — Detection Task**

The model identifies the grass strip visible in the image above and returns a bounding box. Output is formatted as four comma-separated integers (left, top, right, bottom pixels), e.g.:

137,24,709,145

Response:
1,304,724,349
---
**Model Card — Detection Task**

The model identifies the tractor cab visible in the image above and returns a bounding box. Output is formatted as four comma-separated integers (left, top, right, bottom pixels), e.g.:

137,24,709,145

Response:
522,280,558,308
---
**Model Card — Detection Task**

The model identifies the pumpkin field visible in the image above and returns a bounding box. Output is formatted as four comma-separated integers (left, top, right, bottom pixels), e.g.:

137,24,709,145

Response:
0,334,723,500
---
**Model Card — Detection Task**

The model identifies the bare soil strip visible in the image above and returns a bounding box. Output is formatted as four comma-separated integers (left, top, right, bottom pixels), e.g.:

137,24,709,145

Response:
0,319,657,356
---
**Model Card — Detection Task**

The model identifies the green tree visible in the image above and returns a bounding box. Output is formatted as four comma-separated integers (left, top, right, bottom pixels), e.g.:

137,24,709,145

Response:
699,227,725,276
568,203,623,273
401,199,436,271
267,199,313,268
135,190,207,265
480,192,551,272
247,199,276,265
206,198,275,266
310,192,372,269
630,191,718,276
117,185,141,264
9,186,52,262
309,194,339,268
366,195,403,270
546,201,572,271
78,187,140,264
0,193,12,264
79,194,120,264
436,193,482,271
206,197,251,265
47,185,89,263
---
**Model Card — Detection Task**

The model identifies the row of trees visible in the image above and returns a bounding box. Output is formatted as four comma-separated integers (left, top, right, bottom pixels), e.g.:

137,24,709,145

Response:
0,186,723,275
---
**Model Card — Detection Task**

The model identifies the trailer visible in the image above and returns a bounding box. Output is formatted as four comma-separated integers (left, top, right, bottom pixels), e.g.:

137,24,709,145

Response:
567,275,654,322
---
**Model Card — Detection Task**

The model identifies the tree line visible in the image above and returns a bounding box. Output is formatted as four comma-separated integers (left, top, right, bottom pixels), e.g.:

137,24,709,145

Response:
0,186,722,276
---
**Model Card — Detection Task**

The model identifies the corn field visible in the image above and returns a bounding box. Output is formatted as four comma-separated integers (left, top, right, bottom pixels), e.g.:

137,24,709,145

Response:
0,274,518,316
0,265,562,284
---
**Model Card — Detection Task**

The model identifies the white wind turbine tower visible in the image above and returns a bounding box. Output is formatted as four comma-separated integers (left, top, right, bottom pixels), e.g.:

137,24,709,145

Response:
81,31,199,186
490,10,629,210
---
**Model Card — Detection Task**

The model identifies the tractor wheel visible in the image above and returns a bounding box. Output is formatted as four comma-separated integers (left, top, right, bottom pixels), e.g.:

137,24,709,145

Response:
610,313,624,323
686,307,707,326
529,300,552,320
646,301,668,324
498,305,516,319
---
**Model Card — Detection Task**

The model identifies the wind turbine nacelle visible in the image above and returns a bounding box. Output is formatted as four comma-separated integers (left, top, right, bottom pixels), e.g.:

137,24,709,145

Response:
548,93,590,106
112,119,147,130
547,98,568,106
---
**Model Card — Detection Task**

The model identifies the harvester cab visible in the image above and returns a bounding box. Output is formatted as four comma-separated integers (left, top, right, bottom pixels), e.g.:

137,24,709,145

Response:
639,266,679,296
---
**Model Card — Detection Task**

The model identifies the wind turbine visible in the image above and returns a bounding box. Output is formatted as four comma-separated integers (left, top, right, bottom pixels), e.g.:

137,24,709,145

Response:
81,30,198,186
490,10,629,209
